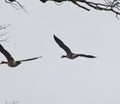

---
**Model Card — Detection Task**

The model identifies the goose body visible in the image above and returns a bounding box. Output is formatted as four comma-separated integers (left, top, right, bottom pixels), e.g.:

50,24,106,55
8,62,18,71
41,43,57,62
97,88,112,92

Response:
0,44,41,67
53,35,96,59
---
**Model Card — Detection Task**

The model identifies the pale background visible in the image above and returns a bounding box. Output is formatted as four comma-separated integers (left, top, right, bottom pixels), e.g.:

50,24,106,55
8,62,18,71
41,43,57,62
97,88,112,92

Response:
0,0,120,104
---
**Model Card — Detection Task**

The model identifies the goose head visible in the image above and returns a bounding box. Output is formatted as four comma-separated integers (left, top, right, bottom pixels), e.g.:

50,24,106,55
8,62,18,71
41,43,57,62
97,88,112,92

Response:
0,61,7,64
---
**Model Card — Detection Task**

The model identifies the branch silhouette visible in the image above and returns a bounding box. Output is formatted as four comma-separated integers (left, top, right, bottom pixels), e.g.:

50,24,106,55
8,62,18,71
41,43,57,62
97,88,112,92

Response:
5,0,28,13
40,0,120,18
0,24,10,42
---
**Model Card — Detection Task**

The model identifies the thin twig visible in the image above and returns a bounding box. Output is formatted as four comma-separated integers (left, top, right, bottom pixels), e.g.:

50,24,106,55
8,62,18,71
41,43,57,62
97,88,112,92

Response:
5,0,28,13
40,0,120,18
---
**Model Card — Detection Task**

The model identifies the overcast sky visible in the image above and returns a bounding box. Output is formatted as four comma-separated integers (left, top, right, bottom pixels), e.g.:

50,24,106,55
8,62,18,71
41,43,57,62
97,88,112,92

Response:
0,0,120,104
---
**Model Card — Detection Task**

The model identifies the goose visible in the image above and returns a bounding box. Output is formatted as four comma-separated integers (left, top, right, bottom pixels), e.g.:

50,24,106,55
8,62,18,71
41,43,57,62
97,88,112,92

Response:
0,44,42,67
54,35,96,59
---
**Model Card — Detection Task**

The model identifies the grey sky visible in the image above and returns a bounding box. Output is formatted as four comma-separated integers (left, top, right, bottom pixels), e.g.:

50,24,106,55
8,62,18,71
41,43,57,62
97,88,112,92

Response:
0,0,120,104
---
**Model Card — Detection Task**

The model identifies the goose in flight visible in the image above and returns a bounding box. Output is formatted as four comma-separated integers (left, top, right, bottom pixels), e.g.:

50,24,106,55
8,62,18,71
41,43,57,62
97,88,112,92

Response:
0,44,42,67
54,35,96,59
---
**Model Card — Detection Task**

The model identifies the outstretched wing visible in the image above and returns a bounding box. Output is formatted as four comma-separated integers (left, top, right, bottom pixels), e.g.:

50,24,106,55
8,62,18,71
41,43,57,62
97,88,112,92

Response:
54,35,72,55
78,54,96,58
0,44,14,61
19,56,42,62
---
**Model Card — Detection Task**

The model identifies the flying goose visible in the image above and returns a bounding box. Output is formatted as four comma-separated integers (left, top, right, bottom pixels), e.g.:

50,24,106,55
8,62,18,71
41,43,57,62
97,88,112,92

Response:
54,35,96,59
0,44,42,67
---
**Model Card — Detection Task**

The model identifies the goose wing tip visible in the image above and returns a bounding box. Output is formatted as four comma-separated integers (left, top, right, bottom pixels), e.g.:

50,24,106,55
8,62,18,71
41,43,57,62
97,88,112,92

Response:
39,56,42,58
53,34,57,39
90,56,97,58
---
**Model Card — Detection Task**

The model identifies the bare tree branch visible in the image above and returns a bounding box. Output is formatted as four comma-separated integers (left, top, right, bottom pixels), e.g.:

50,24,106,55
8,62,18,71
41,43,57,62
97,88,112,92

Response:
40,0,120,18
5,100,18,104
70,0,90,11
5,0,28,13
0,24,10,30
0,24,10,42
